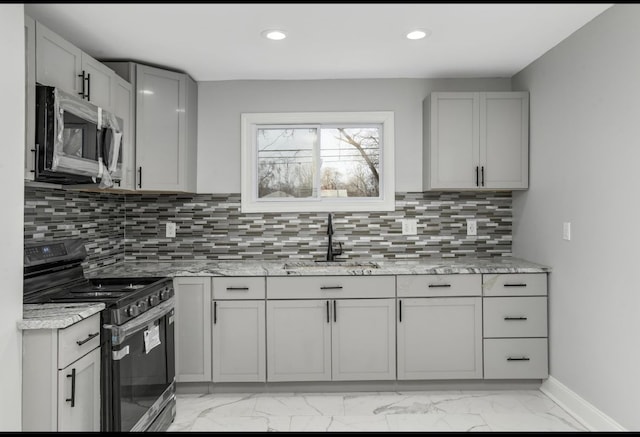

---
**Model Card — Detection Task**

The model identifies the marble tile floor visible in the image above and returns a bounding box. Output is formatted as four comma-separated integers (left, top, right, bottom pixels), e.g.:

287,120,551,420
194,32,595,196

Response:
167,390,588,432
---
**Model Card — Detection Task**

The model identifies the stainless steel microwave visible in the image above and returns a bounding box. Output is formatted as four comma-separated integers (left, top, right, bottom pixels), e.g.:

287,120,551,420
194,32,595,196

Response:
34,85,122,187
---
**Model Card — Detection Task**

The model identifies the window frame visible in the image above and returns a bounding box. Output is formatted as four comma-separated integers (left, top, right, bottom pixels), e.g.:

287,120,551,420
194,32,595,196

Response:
241,111,395,213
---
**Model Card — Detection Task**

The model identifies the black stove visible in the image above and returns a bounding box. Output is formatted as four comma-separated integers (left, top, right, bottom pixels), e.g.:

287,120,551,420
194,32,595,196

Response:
24,238,176,432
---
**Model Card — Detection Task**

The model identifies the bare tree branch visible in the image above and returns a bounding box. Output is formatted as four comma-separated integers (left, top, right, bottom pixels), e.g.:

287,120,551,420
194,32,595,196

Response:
336,128,380,183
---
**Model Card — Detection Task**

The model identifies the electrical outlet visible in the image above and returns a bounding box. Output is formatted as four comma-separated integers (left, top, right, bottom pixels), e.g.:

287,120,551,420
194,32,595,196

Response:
401,219,418,236
166,222,176,238
563,222,571,241
466,219,477,236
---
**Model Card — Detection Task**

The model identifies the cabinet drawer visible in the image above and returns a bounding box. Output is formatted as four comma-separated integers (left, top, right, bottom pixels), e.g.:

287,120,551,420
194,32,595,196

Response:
267,276,395,299
483,297,547,338
397,274,481,297
483,273,547,296
213,277,265,300
58,313,101,369
483,338,548,379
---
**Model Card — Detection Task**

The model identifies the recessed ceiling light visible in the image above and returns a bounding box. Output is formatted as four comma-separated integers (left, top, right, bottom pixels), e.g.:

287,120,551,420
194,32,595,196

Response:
262,30,287,41
406,29,431,40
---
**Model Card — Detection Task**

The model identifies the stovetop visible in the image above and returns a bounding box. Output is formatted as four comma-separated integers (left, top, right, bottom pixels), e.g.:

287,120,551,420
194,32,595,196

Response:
24,239,175,325
28,276,174,326
51,277,166,301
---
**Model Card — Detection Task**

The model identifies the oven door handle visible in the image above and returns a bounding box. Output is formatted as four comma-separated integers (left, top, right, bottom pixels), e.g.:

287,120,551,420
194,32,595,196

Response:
104,297,175,346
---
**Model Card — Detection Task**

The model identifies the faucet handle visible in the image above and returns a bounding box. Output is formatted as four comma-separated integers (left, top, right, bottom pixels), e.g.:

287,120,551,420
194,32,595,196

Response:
334,241,343,256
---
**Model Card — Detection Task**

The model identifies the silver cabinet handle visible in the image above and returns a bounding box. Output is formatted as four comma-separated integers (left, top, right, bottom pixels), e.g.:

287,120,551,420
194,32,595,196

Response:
504,317,528,321
320,286,343,290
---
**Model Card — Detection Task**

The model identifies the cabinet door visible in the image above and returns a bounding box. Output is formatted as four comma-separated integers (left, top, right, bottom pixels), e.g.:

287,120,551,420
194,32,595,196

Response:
480,92,529,189
112,75,135,190
266,299,331,382
331,298,396,381
212,300,266,382
57,348,100,432
25,15,36,180
35,21,82,94
81,52,114,111
135,64,187,191
428,92,480,189
174,277,212,382
397,297,482,380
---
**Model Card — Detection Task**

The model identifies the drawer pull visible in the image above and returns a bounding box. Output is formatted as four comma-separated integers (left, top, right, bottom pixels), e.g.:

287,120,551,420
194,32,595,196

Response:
507,357,531,361
226,287,249,291
503,283,527,287
320,286,343,290
66,368,76,407
504,317,528,321
428,284,451,288
76,332,99,346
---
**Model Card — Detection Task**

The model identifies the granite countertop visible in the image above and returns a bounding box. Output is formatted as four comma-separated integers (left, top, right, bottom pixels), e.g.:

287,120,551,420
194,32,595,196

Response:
86,257,550,279
19,302,105,330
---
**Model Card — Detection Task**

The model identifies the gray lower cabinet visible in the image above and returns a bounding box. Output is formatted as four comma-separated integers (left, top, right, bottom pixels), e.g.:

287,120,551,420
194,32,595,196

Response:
266,299,332,382
266,276,396,383
22,313,101,431
397,297,483,380
482,273,549,379
174,277,212,382
266,298,396,382
212,300,266,382
332,298,396,381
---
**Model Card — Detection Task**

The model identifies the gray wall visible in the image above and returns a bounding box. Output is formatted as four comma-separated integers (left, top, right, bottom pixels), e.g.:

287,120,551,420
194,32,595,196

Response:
196,78,511,194
0,4,24,430
512,4,640,430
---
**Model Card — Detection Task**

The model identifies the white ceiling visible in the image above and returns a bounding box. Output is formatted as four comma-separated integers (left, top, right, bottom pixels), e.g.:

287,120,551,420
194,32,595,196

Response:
25,3,612,82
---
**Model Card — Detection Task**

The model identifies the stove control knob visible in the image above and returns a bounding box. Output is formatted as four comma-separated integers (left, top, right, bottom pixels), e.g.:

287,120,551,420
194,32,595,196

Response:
126,305,139,317
148,294,159,307
160,288,171,301
137,300,148,313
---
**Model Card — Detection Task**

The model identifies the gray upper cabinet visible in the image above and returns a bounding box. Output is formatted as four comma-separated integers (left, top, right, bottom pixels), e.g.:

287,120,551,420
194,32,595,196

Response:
35,21,82,95
25,15,36,181
106,62,197,192
111,75,135,190
424,91,529,190
81,52,114,111
34,20,115,112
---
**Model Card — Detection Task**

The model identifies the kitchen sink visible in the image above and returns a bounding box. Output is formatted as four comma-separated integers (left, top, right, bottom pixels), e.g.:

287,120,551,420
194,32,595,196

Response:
282,261,380,270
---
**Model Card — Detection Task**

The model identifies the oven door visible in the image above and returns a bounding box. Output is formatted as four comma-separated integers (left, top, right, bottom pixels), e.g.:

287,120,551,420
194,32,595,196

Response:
108,301,175,432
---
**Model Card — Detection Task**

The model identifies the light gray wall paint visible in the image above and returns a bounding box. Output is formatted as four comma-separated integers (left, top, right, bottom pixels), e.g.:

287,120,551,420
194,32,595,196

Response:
512,4,640,431
0,4,25,431
197,78,511,193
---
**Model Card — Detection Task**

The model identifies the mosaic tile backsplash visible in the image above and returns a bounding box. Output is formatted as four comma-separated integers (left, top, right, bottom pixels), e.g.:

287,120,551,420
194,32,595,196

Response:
124,192,512,261
24,187,512,265
24,186,126,272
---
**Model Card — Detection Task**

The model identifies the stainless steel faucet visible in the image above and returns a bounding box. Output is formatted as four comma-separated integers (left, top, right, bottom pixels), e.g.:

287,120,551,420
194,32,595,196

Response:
326,213,343,261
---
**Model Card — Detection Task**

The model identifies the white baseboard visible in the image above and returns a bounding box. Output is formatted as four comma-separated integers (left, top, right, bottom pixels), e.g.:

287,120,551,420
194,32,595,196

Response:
540,376,626,431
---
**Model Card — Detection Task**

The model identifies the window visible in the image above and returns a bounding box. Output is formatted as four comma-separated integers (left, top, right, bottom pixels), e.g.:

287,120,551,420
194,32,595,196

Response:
241,112,394,212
